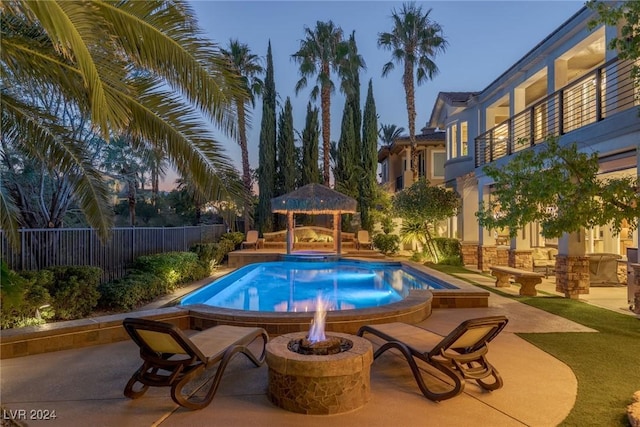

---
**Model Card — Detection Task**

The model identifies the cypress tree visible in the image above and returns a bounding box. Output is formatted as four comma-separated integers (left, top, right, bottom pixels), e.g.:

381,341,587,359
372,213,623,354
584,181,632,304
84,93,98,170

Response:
276,97,296,195
301,102,320,185
335,101,358,198
360,79,378,231
257,41,277,233
346,32,362,170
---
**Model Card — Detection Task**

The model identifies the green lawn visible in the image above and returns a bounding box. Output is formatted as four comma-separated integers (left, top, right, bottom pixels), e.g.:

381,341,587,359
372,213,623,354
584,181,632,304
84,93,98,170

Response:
430,264,640,426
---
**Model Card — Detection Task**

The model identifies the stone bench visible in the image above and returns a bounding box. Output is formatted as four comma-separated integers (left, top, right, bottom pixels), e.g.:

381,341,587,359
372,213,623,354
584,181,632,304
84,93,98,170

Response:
489,266,545,296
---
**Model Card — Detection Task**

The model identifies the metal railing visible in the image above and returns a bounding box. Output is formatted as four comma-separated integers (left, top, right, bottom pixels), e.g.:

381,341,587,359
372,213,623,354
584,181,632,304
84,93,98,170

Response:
0,225,226,282
475,58,637,167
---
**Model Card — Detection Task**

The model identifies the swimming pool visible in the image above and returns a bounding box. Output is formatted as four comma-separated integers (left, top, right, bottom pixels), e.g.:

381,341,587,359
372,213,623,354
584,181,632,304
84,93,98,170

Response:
180,259,457,312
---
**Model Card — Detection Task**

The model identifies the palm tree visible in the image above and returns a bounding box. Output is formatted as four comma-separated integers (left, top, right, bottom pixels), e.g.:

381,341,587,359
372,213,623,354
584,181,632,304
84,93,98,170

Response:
378,2,447,181
379,123,406,147
0,1,243,249
292,20,346,186
221,40,264,233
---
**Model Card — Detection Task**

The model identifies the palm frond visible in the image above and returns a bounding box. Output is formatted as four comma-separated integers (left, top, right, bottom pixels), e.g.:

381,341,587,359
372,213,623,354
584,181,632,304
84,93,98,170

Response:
2,91,114,242
96,0,241,137
124,77,242,203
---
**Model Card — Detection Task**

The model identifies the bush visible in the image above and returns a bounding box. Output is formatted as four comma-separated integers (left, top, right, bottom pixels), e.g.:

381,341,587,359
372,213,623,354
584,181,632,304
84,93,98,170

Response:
98,271,165,311
45,266,102,320
133,252,206,290
190,242,218,274
430,238,462,265
220,231,245,247
214,239,237,264
373,233,400,255
1,268,54,329
99,251,211,311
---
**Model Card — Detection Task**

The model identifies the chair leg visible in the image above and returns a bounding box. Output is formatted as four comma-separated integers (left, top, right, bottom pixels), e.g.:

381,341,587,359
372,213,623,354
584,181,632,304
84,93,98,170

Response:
370,341,465,402
449,354,504,391
171,331,268,410
123,369,150,399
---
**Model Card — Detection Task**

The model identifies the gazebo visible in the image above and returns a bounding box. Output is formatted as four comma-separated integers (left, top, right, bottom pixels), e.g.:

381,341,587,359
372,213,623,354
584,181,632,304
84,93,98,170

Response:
270,184,357,255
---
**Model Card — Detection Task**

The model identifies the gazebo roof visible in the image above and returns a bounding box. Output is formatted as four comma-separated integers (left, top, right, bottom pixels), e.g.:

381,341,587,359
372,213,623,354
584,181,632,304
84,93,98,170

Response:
271,184,357,214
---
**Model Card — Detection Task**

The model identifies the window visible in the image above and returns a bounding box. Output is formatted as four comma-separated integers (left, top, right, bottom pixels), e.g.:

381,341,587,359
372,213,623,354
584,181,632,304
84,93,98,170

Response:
418,150,425,177
381,161,388,183
432,151,445,177
449,124,458,158
461,122,468,156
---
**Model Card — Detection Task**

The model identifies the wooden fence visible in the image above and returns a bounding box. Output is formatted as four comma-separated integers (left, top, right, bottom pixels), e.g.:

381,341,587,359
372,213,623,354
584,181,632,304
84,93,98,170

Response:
0,225,226,282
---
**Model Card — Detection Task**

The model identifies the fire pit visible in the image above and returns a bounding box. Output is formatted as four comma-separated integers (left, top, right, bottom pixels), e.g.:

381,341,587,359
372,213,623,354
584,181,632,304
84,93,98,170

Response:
266,331,372,415
265,294,373,414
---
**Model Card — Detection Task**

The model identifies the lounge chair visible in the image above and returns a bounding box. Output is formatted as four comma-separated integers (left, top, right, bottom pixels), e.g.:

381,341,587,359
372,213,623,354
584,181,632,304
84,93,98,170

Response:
122,318,268,410
357,315,508,401
241,230,259,250
355,230,373,250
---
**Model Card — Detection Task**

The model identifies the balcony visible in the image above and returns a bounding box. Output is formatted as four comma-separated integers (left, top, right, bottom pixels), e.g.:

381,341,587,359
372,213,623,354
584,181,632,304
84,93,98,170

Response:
475,58,637,167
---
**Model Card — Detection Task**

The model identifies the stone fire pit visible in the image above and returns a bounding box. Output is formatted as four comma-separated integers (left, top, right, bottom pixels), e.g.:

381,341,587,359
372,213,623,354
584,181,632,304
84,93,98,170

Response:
265,332,373,415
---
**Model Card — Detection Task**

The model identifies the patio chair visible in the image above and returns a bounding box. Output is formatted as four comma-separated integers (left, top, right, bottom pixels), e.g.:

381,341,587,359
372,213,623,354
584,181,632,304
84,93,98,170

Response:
122,318,268,410
241,230,259,250
357,315,508,401
355,230,373,250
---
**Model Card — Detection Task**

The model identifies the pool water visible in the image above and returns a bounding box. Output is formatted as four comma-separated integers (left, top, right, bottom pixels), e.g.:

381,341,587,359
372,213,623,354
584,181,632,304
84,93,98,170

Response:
179,260,456,312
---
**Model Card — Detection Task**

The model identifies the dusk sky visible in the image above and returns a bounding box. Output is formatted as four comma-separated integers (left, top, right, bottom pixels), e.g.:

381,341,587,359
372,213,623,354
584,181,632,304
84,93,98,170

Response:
164,1,586,188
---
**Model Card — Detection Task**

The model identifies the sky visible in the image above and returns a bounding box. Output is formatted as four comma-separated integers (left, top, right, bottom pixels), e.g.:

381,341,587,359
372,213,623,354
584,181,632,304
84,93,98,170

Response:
162,0,586,188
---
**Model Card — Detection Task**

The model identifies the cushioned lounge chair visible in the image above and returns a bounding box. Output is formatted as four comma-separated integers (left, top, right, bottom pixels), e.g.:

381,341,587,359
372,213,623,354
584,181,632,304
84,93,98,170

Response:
357,316,508,401
241,230,259,250
355,230,373,250
123,318,268,410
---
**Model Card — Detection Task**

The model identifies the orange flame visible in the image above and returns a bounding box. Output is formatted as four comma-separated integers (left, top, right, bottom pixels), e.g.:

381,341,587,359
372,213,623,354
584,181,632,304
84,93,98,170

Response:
308,294,328,343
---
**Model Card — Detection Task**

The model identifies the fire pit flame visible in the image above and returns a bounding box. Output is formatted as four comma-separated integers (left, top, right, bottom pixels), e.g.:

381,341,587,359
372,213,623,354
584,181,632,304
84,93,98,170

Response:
307,294,328,343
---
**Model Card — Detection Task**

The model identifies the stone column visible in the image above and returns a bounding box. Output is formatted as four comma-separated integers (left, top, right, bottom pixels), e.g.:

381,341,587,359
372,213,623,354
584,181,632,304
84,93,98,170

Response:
478,246,498,272
555,231,589,299
509,249,533,270
461,242,479,266
631,264,640,315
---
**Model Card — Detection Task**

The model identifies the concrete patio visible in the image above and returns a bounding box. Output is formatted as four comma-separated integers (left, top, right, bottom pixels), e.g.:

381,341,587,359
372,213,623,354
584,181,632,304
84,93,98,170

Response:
1,271,634,426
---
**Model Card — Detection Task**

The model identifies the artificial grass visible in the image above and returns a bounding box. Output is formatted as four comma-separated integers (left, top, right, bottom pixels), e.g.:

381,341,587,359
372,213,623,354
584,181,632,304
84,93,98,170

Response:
429,264,640,426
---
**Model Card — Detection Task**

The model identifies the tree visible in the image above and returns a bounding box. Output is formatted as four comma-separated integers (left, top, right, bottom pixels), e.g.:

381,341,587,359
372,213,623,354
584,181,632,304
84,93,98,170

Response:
476,137,640,239
276,98,296,195
361,79,379,232
100,135,151,226
257,41,277,234
379,123,405,147
221,40,263,233
379,2,447,181
340,31,366,167
292,20,346,186
301,102,321,186
0,84,106,230
334,102,359,199
1,1,243,249
393,178,459,262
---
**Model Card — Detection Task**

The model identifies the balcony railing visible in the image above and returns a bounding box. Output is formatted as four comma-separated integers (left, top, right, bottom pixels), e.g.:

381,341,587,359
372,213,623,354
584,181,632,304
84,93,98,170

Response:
475,58,637,167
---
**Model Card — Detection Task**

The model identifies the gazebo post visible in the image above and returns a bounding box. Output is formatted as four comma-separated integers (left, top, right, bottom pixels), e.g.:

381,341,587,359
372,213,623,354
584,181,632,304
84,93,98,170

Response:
286,212,294,254
333,213,342,255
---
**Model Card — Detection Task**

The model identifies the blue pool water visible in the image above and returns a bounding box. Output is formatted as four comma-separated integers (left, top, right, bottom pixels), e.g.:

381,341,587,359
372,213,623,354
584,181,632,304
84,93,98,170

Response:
179,260,456,312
